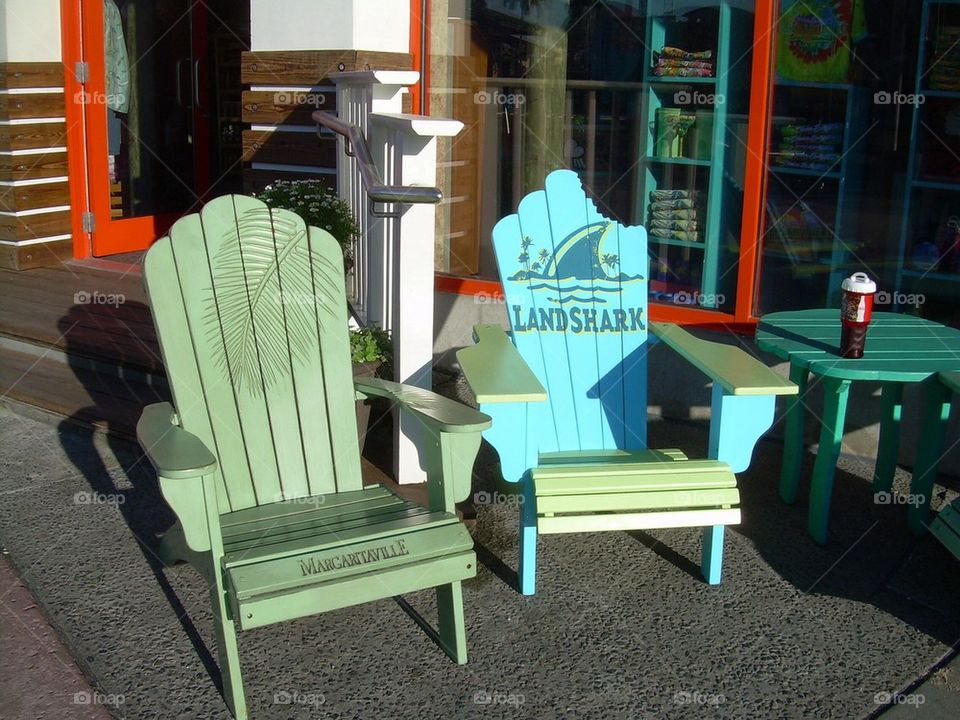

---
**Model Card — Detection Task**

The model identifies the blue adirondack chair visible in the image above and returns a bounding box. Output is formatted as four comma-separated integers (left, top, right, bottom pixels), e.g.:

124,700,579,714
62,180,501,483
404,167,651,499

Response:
457,170,797,594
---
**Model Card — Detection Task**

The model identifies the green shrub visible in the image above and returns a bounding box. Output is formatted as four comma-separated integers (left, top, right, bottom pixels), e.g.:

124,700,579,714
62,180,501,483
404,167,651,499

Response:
257,180,359,269
350,326,393,372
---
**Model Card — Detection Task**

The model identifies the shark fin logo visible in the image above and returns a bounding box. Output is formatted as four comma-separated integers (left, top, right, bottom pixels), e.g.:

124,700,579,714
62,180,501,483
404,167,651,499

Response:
508,221,645,335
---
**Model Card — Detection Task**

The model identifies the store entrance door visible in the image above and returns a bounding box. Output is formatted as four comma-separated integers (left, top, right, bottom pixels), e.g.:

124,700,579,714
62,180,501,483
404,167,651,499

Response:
76,0,247,256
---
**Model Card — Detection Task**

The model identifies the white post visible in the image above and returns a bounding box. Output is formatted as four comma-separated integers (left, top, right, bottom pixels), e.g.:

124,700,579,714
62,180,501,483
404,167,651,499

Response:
369,113,462,484
327,71,464,485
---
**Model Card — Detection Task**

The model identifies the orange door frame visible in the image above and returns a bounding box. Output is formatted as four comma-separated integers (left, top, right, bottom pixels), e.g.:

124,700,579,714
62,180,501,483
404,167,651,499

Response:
62,0,212,258
429,1,777,330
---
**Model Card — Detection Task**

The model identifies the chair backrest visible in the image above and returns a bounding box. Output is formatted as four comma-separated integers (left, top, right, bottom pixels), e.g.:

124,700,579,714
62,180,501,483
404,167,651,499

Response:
491,170,649,454
143,195,362,513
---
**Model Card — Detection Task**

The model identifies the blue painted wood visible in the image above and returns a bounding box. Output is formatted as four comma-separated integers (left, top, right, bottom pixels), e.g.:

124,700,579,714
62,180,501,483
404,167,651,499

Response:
518,476,538,595
491,170,648,455
707,385,777,472
701,525,725,585
479,170,746,593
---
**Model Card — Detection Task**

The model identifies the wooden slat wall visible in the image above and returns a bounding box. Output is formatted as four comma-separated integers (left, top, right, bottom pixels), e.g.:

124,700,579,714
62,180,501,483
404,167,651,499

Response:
0,62,72,271
239,50,412,196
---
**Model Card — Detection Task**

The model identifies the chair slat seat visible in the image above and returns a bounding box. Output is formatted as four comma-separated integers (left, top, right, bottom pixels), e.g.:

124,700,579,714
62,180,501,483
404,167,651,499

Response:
532,457,737,496
221,485,461,566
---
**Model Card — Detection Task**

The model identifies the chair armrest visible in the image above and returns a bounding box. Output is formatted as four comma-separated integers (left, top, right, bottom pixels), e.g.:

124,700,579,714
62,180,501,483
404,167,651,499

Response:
650,322,797,397
456,324,547,403
137,402,218,479
352,378,492,433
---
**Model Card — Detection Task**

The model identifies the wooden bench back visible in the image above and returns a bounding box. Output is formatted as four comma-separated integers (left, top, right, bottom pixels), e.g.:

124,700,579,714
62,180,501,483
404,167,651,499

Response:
144,195,362,512
491,170,650,454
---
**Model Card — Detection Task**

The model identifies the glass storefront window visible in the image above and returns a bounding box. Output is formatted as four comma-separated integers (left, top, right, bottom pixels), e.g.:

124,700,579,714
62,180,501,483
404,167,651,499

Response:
757,0,960,327
431,1,756,313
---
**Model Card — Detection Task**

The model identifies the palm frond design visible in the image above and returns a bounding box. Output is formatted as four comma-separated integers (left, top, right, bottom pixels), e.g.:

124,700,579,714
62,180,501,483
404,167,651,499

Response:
204,206,343,396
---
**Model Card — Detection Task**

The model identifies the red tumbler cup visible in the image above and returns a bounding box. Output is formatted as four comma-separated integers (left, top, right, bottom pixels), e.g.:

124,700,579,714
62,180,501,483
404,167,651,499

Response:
839,272,877,358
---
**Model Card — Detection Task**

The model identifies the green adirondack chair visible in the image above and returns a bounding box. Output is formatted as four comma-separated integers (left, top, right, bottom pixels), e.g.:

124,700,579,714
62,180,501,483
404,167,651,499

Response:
136,195,490,719
457,170,797,595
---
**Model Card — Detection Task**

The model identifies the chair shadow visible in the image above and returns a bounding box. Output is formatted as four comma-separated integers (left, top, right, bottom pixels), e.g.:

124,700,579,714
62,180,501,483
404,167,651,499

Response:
55,304,225,698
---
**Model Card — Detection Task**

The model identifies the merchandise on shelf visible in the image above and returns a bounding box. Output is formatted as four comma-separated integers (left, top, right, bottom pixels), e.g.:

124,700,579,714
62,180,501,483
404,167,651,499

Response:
651,46,714,77
929,25,960,90
775,0,867,83
766,199,833,261
647,190,701,243
772,122,843,171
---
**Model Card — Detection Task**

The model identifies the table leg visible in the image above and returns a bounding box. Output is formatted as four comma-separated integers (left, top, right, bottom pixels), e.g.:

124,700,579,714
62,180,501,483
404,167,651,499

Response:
873,382,904,493
780,363,810,504
808,377,851,544
908,378,953,535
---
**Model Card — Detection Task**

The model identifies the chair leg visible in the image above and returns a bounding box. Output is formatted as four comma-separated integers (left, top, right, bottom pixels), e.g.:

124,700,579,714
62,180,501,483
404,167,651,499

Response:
701,525,725,585
157,523,189,566
518,479,537,596
435,581,468,664
205,565,247,720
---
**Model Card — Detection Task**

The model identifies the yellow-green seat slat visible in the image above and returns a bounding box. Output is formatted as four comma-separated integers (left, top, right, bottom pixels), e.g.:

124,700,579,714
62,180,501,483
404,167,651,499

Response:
536,487,740,514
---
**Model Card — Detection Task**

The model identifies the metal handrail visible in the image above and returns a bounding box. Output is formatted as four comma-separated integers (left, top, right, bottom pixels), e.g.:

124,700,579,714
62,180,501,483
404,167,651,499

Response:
312,110,442,206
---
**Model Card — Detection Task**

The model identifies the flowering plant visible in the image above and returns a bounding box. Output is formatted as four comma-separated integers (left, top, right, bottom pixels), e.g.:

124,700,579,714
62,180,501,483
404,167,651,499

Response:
257,180,358,270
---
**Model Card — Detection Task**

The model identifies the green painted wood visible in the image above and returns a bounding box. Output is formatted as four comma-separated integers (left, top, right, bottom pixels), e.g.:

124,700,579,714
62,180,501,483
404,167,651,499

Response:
650,322,797,396
533,461,736,496
908,378,953,534
808,377,851,544
939,371,960,394
536,487,740,514
219,485,393,530
538,448,687,465
779,363,809,504
873,383,904,493
223,508,456,565
137,402,218,479
354,378,492,433
233,553,476,631
761,309,960,543
930,499,960,560
757,311,960,381
436,581,468,664
538,507,741,535
227,522,473,599
224,501,428,550
456,324,547,403
139,195,489,716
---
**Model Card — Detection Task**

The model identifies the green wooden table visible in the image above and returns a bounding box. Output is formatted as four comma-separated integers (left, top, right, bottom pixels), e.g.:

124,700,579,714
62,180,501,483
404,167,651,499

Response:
756,309,960,543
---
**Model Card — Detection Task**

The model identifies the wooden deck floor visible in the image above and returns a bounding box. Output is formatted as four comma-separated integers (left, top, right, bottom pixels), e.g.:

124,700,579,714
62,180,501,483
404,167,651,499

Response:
0,260,160,373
